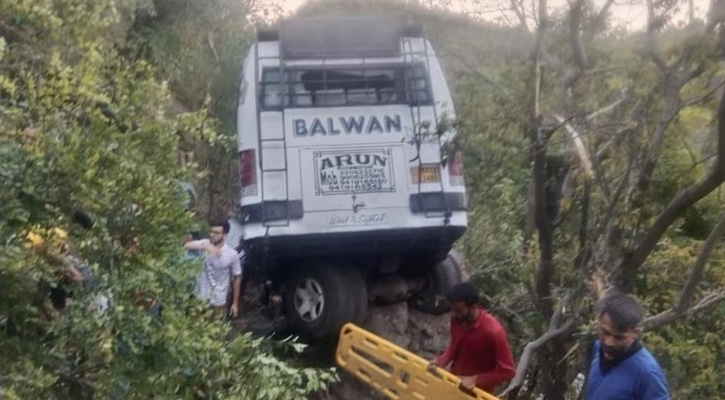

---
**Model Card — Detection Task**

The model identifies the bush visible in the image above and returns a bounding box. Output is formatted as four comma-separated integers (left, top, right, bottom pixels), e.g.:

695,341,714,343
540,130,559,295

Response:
0,1,336,398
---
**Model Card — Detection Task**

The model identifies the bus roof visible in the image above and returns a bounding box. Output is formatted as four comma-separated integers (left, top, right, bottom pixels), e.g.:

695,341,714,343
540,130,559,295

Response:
257,17,423,60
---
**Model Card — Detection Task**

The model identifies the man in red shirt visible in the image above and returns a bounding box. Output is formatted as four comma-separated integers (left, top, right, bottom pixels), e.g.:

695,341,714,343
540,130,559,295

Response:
428,283,516,393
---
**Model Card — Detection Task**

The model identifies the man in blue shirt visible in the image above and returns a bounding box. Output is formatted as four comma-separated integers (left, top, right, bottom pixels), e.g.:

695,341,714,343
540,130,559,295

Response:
584,292,670,400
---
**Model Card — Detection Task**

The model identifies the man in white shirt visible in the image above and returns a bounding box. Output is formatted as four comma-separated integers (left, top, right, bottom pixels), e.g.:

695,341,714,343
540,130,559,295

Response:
184,219,243,318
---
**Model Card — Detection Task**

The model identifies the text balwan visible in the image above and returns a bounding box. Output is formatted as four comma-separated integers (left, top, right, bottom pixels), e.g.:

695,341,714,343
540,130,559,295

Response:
293,114,402,137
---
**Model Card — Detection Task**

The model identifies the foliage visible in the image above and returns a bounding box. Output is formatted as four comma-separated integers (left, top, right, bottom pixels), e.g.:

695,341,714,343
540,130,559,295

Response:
128,0,284,220
298,1,725,399
0,0,335,398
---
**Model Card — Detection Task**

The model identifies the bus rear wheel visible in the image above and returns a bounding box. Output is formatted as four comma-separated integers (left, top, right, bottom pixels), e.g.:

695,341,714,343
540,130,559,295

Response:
284,264,364,340
408,251,464,315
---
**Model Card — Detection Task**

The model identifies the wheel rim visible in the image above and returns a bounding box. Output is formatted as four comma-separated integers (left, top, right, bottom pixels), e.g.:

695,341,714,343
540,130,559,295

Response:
294,278,325,322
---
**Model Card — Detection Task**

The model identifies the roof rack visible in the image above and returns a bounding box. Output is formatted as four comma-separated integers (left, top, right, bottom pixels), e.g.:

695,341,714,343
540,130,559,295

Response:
257,28,279,42
401,25,423,37
255,18,424,47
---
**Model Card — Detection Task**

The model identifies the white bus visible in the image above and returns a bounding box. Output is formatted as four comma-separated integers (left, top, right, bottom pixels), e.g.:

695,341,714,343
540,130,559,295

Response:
233,17,468,339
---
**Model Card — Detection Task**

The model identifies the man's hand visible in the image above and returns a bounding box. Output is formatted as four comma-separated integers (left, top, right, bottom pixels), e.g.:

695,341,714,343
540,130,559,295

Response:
229,303,239,318
460,376,476,390
427,360,439,373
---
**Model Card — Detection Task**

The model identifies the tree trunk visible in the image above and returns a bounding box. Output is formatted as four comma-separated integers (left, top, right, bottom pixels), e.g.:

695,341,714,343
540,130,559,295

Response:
538,337,571,400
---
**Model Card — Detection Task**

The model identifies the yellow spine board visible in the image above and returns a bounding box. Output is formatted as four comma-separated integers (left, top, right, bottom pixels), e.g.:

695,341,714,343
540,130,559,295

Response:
335,323,502,400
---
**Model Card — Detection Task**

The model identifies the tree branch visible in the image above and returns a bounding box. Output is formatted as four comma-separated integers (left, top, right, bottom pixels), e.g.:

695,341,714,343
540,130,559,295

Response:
646,0,668,73
553,114,594,177
637,213,725,329
680,79,725,109
685,153,718,175
636,92,680,195
496,4,517,28
207,33,221,65
532,124,555,318
569,0,588,71
676,214,725,311
617,86,725,289
510,0,530,32
503,318,574,396
586,90,628,121
603,145,636,245
576,181,592,268
643,290,725,331
588,133,636,273
506,290,586,400
593,0,616,27
529,0,553,318
685,64,708,85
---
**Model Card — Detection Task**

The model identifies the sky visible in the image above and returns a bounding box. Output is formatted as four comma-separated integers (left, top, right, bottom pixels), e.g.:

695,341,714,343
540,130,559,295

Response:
276,0,711,31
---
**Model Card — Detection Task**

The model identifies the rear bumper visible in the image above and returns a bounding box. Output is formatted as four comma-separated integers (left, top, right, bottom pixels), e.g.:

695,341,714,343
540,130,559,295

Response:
244,225,466,261
239,192,467,224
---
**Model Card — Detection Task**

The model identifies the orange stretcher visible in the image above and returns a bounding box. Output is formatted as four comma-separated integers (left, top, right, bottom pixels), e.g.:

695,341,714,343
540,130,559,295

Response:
335,323,502,400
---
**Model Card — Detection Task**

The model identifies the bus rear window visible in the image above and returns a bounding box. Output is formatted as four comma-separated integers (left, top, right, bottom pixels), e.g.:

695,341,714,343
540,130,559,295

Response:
260,64,430,109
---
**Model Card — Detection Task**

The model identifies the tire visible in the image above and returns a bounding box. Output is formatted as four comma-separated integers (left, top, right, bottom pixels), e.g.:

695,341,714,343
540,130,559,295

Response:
284,264,358,340
346,267,368,324
447,249,467,281
408,251,464,315
430,254,462,295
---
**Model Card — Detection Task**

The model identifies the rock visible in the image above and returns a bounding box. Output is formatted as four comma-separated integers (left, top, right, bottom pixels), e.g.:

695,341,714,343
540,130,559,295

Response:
406,309,450,360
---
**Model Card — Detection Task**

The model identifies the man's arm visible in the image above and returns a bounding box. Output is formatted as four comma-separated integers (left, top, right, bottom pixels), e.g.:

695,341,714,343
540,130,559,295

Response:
433,320,460,369
475,327,516,390
184,239,210,251
229,276,241,317
228,251,243,318
636,369,670,400
434,341,456,368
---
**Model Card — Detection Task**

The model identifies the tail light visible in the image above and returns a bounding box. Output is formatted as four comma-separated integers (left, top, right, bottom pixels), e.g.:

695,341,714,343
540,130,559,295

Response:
449,150,465,187
238,149,258,197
